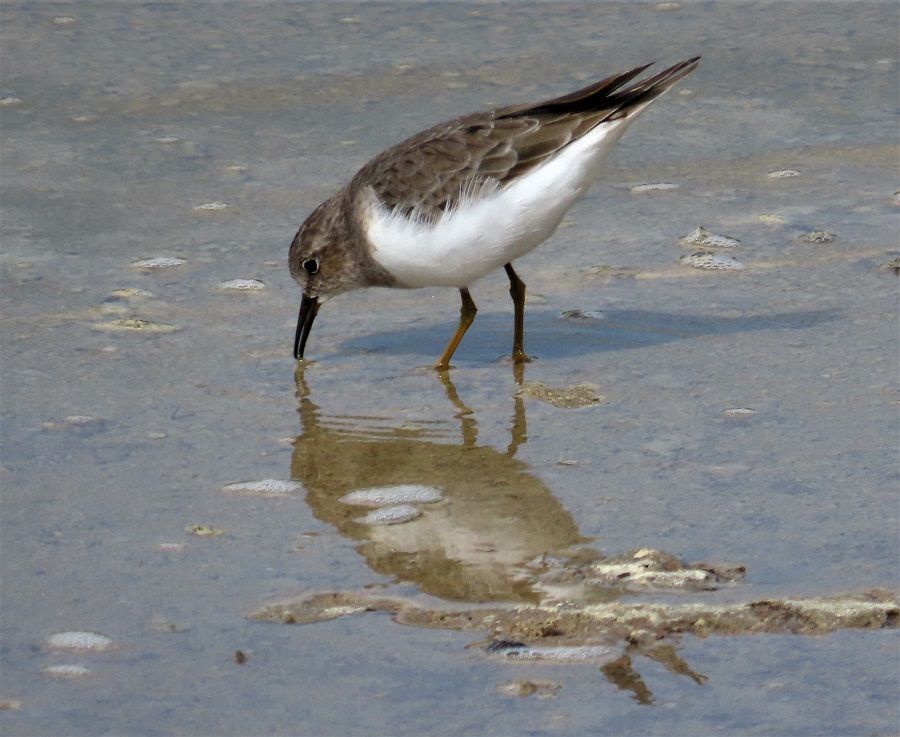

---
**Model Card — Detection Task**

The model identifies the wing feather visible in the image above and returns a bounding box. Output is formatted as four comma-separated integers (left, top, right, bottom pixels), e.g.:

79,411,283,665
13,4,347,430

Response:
350,58,700,221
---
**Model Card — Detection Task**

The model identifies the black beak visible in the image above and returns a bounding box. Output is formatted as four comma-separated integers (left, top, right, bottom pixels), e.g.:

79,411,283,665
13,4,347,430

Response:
293,294,320,360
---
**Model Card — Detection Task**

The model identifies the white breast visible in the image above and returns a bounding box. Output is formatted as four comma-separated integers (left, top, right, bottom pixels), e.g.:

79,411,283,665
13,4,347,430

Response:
364,112,645,289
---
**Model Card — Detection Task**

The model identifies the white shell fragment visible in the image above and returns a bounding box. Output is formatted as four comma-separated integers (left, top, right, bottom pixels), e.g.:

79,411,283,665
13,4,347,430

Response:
218,278,266,291
41,664,91,678
91,319,180,333
194,201,232,211
356,505,422,526
133,256,186,269
340,485,443,507
724,408,757,417
486,641,615,663
222,479,304,497
681,226,741,249
63,415,96,426
680,252,745,270
47,631,112,651
589,562,719,590
629,182,679,192
767,169,801,178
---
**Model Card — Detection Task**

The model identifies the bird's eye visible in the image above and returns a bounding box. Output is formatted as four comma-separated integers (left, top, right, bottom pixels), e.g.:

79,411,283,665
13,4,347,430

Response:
302,258,319,275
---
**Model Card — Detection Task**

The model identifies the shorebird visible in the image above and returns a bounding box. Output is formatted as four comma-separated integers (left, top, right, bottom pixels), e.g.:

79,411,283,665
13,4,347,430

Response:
289,57,700,370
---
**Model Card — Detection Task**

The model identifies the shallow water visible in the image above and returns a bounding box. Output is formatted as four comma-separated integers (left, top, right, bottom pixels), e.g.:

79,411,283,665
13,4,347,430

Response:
2,2,898,735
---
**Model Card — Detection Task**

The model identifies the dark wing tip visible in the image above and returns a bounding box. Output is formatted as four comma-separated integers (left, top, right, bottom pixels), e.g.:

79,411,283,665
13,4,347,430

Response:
500,56,701,119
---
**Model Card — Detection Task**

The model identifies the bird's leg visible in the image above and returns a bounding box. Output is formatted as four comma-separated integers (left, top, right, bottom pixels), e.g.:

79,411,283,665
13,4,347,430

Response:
504,263,531,364
435,288,477,371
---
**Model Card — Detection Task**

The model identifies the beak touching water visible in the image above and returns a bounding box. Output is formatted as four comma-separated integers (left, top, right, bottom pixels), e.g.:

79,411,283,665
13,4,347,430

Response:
293,294,320,360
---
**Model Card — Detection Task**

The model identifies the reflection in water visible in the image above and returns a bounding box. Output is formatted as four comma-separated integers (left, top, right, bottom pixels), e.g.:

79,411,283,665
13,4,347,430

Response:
291,364,591,603
601,646,706,705
288,364,716,702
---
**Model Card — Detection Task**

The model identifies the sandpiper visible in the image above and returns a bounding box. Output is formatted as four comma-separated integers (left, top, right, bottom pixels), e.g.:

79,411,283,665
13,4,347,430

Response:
290,57,700,370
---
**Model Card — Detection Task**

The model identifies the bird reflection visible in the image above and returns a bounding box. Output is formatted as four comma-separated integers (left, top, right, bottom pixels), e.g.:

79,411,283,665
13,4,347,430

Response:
289,364,707,700
601,645,706,705
291,363,590,603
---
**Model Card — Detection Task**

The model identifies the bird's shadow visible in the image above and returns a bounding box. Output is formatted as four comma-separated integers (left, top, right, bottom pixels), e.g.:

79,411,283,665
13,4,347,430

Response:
339,308,840,362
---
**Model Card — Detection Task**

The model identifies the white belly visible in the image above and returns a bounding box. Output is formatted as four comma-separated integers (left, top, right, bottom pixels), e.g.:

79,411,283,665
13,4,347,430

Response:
364,114,640,289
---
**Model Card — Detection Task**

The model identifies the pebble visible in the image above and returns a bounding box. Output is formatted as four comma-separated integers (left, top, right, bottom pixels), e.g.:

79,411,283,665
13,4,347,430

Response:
186,524,223,536
496,680,562,698
518,381,603,408
800,230,836,244
109,288,155,299
878,257,900,274
767,170,801,178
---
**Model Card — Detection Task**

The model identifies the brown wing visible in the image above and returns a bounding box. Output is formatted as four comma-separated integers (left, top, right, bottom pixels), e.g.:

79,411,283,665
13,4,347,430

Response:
351,57,700,221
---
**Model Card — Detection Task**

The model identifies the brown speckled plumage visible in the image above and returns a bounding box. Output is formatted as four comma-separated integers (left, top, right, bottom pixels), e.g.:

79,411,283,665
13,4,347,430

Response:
289,57,700,367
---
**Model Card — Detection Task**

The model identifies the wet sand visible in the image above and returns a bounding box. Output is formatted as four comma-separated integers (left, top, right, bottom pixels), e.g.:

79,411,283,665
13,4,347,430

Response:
2,3,898,735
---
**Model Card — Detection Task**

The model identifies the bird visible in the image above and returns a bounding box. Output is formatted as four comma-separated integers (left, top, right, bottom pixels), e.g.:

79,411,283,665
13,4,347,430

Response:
289,57,700,370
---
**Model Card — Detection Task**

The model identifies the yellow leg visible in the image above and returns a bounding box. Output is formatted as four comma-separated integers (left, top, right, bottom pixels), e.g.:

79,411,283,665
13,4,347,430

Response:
504,263,531,364
435,288,477,371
